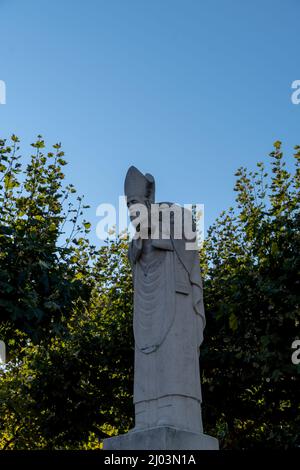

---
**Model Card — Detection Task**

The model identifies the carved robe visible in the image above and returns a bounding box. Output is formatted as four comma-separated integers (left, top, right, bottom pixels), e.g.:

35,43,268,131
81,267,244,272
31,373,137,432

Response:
128,207,206,432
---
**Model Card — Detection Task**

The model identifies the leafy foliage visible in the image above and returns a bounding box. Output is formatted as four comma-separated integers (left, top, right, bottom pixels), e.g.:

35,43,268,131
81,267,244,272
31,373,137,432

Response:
0,237,134,449
0,135,93,347
200,142,300,448
0,137,299,449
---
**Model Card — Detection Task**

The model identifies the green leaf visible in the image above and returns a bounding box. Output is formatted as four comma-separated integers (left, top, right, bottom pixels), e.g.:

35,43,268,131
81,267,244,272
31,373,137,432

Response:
273,140,282,149
229,312,238,331
4,173,19,190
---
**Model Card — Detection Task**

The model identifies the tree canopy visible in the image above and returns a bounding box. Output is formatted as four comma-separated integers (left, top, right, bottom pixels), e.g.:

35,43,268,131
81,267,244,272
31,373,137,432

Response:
0,136,299,449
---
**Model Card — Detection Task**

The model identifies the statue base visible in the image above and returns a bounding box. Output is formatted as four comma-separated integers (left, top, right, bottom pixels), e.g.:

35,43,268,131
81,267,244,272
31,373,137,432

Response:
103,426,219,450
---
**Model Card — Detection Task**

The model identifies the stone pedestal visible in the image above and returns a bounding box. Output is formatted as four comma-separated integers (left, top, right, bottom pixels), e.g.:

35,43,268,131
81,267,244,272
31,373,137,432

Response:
103,426,219,450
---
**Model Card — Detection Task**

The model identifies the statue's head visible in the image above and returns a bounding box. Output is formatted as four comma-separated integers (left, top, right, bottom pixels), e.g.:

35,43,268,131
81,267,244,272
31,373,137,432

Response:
124,166,155,230
124,166,155,208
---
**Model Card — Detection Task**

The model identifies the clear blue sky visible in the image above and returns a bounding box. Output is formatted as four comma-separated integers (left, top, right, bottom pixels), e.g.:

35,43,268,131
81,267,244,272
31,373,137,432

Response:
0,0,299,245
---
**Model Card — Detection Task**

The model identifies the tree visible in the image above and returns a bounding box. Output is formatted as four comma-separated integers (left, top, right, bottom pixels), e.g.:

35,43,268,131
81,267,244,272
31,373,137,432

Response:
0,135,96,448
200,142,300,448
1,137,299,449
0,136,134,448
0,236,134,449
0,135,93,349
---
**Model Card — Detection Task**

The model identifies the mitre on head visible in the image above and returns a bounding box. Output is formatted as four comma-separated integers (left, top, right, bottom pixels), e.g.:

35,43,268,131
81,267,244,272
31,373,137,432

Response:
124,166,155,203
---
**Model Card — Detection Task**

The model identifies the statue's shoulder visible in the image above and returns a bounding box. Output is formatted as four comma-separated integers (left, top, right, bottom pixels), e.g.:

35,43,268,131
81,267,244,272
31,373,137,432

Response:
156,201,186,217
157,201,181,208
156,202,195,236
156,202,192,213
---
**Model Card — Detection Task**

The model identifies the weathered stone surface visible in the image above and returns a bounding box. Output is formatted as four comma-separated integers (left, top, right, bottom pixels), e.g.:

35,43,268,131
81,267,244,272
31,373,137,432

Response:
124,166,207,434
103,426,219,450
103,167,219,450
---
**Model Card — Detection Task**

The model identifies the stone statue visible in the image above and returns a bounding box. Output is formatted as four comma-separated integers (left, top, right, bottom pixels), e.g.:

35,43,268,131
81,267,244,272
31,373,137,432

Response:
103,166,218,450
